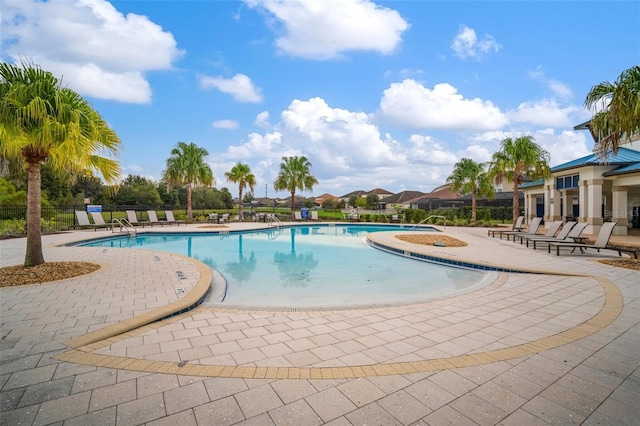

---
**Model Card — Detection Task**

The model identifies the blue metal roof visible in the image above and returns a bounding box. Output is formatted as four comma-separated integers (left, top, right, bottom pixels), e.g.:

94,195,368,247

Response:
551,147,640,173
603,161,640,176
519,178,544,188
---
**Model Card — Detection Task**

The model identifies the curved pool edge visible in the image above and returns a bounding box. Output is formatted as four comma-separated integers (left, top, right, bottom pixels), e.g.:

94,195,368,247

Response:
63,252,214,349
366,231,588,276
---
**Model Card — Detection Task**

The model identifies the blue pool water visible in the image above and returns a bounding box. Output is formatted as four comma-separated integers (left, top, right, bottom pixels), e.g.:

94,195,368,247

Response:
78,224,495,309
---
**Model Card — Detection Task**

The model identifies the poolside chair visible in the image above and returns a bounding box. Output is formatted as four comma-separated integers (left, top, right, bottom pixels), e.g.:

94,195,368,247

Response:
529,222,588,250
147,210,168,226
89,212,112,231
514,220,563,244
294,211,303,221
311,210,320,221
75,211,100,231
126,210,150,227
390,214,400,223
165,210,186,226
496,217,542,241
488,216,524,238
547,222,627,257
520,221,575,247
219,213,229,224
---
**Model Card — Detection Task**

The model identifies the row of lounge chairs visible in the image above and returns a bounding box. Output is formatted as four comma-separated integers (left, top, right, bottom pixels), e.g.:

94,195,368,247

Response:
75,210,186,230
294,211,320,221
489,216,637,258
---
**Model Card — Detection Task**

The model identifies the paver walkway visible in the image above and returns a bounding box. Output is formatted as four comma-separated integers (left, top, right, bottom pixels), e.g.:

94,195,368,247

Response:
1,223,638,425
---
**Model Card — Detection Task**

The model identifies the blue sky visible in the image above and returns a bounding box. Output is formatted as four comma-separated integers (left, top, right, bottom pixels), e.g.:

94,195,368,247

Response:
2,0,638,198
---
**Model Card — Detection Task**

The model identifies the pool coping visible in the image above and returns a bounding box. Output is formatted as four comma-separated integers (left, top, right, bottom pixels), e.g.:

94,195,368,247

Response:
53,226,625,379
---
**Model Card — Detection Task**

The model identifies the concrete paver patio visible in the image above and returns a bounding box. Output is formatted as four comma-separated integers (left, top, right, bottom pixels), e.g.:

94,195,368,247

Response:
1,222,638,425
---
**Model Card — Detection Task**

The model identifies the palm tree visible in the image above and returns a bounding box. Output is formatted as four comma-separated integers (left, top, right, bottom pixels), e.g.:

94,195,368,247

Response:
584,66,640,155
273,156,318,218
487,136,551,223
447,158,494,222
224,162,256,222
0,61,121,266
163,142,214,220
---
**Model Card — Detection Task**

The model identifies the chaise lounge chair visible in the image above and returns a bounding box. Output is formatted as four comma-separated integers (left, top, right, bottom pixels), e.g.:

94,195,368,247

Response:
165,210,186,226
75,210,105,231
126,210,150,227
311,210,320,221
519,221,574,247
496,217,542,241
547,222,634,257
89,212,112,231
528,222,588,250
514,220,563,244
488,216,524,238
147,210,168,226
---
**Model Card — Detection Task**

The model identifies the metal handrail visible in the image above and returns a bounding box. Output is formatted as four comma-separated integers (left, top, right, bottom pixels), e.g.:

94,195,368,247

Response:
112,218,137,236
411,215,447,229
267,213,283,228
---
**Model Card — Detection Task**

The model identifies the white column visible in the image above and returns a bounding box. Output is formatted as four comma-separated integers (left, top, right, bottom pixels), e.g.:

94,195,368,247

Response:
587,179,604,234
579,180,588,222
611,185,628,235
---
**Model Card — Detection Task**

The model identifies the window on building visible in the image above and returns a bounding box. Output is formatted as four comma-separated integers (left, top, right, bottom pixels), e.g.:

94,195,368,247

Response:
556,174,579,190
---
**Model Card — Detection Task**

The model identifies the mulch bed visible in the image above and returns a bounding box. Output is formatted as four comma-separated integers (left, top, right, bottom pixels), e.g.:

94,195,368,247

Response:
0,261,101,287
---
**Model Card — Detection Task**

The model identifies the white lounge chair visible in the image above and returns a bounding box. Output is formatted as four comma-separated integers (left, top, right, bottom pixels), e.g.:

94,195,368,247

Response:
75,210,100,231
126,210,150,227
547,222,631,257
147,210,168,226
89,212,112,230
311,210,320,221
294,211,303,221
165,210,186,225
488,216,525,238
515,220,563,244
520,221,575,247
496,217,542,241
528,222,587,250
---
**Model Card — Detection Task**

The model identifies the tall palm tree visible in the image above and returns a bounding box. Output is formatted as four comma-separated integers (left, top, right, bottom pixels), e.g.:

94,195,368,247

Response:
0,61,121,266
447,158,495,222
224,162,256,222
584,66,640,155
163,142,214,220
273,156,318,218
487,136,551,223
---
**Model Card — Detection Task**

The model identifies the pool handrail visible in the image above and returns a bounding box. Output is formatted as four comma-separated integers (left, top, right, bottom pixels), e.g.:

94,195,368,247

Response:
111,218,137,236
411,215,446,229
267,213,283,228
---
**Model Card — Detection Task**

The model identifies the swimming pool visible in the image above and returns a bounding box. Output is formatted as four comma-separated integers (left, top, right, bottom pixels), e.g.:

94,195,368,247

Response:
78,224,496,309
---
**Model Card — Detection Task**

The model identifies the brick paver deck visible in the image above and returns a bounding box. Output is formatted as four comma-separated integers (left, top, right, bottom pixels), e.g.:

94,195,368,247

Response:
1,223,638,425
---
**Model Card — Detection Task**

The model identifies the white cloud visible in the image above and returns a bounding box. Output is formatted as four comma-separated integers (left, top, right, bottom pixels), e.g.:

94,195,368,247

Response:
534,129,591,166
528,65,573,99
457,145,492,163
451,25,501,60
507,99,583,127
255,111,271,128
212,119,239,129
199,73,263,103
1,0,183,103
378,79,508,131
243,0,409,59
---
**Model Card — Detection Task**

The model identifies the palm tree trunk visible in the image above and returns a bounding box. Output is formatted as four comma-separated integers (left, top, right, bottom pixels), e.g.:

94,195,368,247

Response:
290,192,296,219
238,188,244,222
471,192,477,222
512,181,520,223
25,162,45,266
186,184,193,220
